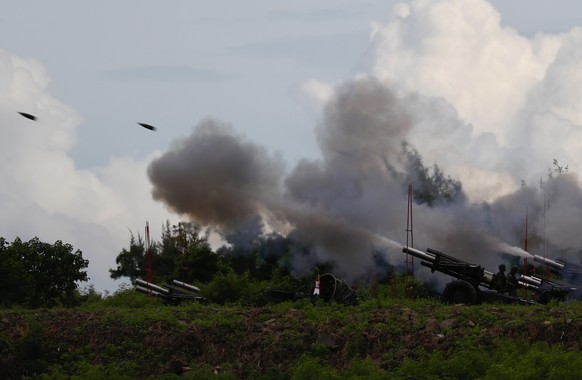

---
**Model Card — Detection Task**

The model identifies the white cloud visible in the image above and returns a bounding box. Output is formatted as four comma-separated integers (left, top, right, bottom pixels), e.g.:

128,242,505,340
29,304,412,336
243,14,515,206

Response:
370,0,556,140
0,49,176,293
286,0,582,269
354,0,582,202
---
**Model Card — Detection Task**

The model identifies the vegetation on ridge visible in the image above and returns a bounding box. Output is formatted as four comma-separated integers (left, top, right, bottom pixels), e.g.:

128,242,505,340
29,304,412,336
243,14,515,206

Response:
1,284,581,379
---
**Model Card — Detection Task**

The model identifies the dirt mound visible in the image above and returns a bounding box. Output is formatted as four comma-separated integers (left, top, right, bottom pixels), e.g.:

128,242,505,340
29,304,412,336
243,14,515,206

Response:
1,304,580,378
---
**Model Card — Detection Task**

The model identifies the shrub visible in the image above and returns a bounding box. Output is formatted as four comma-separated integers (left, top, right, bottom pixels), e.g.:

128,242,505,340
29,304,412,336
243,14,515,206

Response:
290,357,338,379
39,361,136,380
14,319,51,378
202,270,262,305
95,285,165,309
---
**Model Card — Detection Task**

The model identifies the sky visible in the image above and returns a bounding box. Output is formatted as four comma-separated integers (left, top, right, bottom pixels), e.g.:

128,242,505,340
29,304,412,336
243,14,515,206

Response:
3,0,582,293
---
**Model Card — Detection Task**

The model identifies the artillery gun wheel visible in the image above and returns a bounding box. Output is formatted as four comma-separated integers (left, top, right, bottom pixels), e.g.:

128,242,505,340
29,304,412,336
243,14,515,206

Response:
442,280,477,305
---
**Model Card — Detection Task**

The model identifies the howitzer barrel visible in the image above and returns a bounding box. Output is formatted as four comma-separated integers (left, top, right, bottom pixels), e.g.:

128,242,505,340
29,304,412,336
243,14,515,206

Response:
135,286,166,298
402,246,436,263
519,282,539,291
519,274,577,293
135,278,169,295
171,279,201,293
405,246,494,287
533,255,564,271
482,270,494,285
520,275,541,287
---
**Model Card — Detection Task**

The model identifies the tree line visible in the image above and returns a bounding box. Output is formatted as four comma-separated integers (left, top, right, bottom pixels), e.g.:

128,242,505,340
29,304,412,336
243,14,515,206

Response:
108,221,325,305
0,221,331,309
0,154,466,310
0,237,88,308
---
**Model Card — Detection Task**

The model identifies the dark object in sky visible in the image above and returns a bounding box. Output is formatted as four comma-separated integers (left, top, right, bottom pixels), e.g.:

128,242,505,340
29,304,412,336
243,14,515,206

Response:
18,112,37,121
138,122,157,131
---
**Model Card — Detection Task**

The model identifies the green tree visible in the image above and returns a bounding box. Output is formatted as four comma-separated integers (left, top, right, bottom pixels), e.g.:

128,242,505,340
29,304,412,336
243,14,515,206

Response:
218,232,295,281
173,222,220,283
549,158,568,178
0,237,89,308
402,143,466,206
109,232,148,283
109,221,220,285
0,237,29,306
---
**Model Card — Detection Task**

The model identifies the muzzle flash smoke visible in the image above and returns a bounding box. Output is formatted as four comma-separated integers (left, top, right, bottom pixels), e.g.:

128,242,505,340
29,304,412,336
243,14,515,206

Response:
148,77,582,280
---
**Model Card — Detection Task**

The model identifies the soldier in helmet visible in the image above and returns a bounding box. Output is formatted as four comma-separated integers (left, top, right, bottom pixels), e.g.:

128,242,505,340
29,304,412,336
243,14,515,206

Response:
491,264,508,293
506,265,519,296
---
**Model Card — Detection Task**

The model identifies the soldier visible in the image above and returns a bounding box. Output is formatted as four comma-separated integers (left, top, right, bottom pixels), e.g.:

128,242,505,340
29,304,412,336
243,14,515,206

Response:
492,264,508,293
311,274,320,304
506,265,519,296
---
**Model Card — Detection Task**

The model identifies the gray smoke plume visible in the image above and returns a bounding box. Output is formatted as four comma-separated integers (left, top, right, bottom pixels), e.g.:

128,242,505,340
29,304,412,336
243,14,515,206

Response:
148,77,582,282
148,78,421,279
148,119,285,231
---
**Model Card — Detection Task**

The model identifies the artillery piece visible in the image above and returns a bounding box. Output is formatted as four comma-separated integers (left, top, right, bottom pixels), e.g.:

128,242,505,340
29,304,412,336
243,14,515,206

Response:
402,246,534,305
518,273,574,304
533,255,582,282
529,255,582,302
135,278,207,305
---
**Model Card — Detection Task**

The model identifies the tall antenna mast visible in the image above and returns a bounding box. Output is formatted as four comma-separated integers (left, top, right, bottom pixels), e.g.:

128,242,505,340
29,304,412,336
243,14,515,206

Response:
522,207,528,298
524,207,528,252
145,221,153,283
543,193,551,279
405,183,415,299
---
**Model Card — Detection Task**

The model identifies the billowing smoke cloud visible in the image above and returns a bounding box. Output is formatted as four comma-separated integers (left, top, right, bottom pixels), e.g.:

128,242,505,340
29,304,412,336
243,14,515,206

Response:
7,0,582,294
359,0,582,268
148,119,285,230
149,0,582,282
363,0,582,203
148,79,416,278
148,78,481,280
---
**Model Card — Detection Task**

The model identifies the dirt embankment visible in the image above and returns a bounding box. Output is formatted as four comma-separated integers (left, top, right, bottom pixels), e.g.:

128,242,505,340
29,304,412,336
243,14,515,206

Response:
1,304,581,378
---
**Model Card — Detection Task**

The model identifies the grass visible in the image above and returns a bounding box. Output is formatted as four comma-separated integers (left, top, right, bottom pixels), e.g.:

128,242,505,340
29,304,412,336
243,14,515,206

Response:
1,287,582,379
